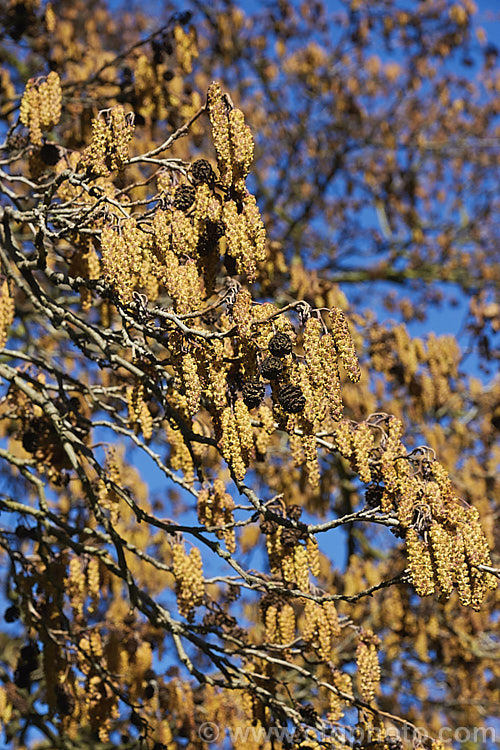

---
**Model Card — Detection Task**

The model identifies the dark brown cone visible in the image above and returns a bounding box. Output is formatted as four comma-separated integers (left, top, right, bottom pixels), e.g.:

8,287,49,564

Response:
269,332,293,358
277,384,306,414
173,184,196,211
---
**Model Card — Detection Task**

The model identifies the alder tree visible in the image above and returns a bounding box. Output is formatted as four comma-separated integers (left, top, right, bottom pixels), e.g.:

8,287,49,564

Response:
0,1,498,748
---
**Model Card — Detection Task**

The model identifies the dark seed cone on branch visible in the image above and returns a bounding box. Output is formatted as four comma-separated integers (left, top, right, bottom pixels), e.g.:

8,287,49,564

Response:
269,332,293,358
191,158,216,185
173,185,196,211
278,384,306,414
260,356,284,381
242,380,266,409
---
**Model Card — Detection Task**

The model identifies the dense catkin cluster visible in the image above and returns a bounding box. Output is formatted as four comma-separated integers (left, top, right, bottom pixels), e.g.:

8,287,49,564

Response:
197,479,236,553
356,630,381,703
339,416,497,609
20,72,62,145
0,279,15,349
173,24,198,73
206,82,266,280
171,543,205,620
369,324,462,414
80,106,134,175
260,593,296,645
222,195,266,281
101,218,156,304
302,599,341,660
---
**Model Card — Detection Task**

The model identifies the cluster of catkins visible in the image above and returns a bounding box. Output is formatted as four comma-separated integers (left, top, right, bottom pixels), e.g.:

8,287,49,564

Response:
335,415,496,609
99,82,266,312
20,71,61,145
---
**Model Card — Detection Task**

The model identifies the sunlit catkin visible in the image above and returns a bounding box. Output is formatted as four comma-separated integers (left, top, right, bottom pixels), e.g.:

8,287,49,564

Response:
220,406,246,480
278,602,295,645
229,108,254,181
172,543,204,620
293,543,310,592
207,82,232,186
181,352,202,416
0,280,14,349
356,630,381,703
428,522,454,599
406,528,435,597
352,422,374,484
306,536,321,578
20,72,61,145
319,333,343,420
303,317,323,385
329,307,361,382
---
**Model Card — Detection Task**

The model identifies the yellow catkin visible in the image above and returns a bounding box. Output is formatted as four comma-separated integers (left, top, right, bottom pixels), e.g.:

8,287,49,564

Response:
166,423,194,480
395,475,419,527
302,600,318,643
81,106,133,175
278,602,295,645
207,82,232,186
255,403,275,455
266,528,283,576
20,72,61,145
173,25,198,73
428,522,454,599
0,686,12,728
334,420,353,458
229,107,254,181
46,71,62,125
406,528,435,597
319,333,343,420
231,289,254,338
153,208,172,261
293,544,310,592
281,547,296,584
0,280,15,349
172,543,205,619
100,224,137,304
67,556,85,618
209,478,236,553
45,2,56,32
380,416,404,492
86,557,100,610
171,208,198,257
306,537,321,578
139,399,153,440
181,352,202,416
329,307,361,382
305,437,321,490
356,630,380,703
323,600,341,638
317,607,332,660
234,398,254,458
242,193,266,265
265,604,278,642
352,422,374,483
219,406,246,480
328,671,353,723
303,318,324,385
